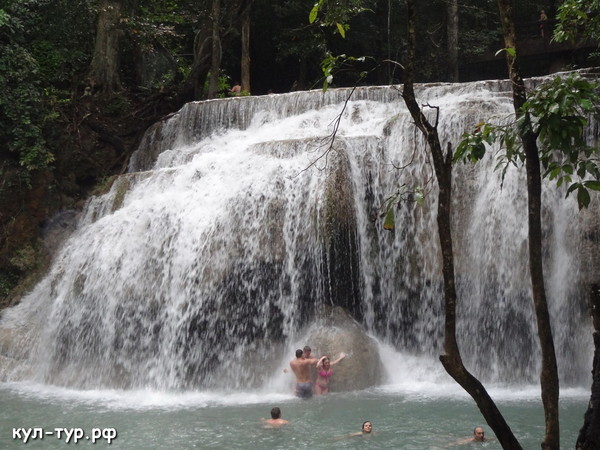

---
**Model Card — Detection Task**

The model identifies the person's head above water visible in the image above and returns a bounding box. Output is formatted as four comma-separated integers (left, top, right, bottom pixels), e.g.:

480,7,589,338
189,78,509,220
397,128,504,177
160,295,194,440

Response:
270,407,282,419
473,426,485,441
362,421,372,433
303,346,312,357
295,349,303,358
264,406,288,426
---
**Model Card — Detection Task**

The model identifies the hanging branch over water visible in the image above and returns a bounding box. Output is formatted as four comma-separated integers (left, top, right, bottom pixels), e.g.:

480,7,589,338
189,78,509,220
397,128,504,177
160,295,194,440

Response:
296,56,378,176
296,83,360,176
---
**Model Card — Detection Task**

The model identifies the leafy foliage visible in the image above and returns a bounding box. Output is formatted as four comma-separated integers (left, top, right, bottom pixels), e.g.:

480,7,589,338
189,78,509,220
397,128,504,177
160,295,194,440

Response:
306,0,377,89
458,3,502,60
0,0,101,174
318,53,369,91
455,74,600,208
309,0,373,37
272,1,328,58
203,70,236,98
554,0,600,62
381,185,425,231
0,6,55,172
526,74,600,207
554,0,600,44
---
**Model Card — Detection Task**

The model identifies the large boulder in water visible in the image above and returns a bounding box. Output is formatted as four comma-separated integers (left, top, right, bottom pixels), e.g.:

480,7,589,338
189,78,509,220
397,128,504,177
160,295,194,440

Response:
304,306,384,392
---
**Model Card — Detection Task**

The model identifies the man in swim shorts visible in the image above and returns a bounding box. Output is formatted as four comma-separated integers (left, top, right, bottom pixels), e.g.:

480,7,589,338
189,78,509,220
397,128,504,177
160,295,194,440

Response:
289,348,318,398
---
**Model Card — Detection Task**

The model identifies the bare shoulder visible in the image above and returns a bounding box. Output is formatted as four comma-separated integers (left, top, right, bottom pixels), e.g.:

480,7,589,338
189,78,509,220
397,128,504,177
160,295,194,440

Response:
264,419,288,426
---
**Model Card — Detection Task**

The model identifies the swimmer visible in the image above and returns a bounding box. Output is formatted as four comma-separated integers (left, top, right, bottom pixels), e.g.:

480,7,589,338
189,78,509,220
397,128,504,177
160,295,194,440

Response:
448,426,491,446
263,407,288,426
350,420,373,436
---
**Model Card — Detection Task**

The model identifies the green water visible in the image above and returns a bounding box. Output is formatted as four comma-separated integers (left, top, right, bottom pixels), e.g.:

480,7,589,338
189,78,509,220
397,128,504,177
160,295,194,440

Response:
0,382,588,449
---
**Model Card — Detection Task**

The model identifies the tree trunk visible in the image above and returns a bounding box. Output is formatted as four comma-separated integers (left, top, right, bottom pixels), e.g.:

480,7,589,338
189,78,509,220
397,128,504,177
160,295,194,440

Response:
295,59,308,91
208,0,222,99
577,286,600,449
446,0,459,82
387,0,392,84
187,29,213,101
403,1,522,448
496,1,560,449
87,0,123,96
240,0,252,93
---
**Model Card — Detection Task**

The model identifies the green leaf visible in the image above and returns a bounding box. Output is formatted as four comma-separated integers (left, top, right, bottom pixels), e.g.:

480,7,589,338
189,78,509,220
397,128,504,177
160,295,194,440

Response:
383,208,395,231
495,47,516,58
309,4,319,24
453,138,469,163
415,193,424,204
472,142,486,161
336,23,346,38
577,186,591,209
567,183,579,195
580,98,593,110
584,180,600,191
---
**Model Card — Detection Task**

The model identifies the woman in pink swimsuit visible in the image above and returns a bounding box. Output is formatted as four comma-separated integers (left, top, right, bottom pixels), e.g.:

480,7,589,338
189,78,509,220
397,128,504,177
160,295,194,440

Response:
314,352,346,395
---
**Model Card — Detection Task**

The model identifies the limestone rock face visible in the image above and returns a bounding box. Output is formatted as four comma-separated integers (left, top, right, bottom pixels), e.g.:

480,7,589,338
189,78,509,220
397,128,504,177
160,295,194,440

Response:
304,306,384,392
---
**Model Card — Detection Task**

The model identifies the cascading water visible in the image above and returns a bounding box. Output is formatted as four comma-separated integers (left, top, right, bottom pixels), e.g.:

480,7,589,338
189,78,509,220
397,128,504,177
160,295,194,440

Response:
0,76,597,391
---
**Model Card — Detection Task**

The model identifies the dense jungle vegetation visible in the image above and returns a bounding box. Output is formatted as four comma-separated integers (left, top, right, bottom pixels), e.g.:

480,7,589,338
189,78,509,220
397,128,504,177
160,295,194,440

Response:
0,0,597,306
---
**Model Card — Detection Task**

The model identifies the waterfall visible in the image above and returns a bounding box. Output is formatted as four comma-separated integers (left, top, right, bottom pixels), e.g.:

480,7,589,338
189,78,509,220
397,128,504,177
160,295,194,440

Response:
0,76,597,390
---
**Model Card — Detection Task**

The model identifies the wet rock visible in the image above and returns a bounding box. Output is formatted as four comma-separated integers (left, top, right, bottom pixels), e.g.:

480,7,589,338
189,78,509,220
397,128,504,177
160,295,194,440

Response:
304,306,384,392
41,210,79,259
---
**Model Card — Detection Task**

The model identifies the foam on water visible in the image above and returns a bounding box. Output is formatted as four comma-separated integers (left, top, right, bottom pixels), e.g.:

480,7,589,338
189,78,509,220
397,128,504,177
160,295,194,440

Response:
0,381,296,411
1,338,588,412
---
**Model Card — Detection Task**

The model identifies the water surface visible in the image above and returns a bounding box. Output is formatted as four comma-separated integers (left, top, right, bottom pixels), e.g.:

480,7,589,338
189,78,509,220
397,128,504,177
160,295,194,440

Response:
1,381,588,449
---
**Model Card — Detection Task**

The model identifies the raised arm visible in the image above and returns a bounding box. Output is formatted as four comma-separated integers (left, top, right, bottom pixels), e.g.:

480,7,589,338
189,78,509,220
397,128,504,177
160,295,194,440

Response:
331,352,346,366
317,356,327,369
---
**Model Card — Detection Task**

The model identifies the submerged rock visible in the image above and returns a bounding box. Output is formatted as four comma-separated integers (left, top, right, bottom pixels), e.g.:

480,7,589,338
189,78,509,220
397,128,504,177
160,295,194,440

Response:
304,306,384,392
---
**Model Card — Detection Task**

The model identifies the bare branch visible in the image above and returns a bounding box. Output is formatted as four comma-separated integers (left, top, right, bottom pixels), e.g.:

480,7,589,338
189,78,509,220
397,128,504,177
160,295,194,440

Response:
293,83,359,177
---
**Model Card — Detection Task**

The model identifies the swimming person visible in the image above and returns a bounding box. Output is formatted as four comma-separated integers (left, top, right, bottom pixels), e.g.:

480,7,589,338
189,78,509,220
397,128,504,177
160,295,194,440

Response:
263,407,288,426
471,427,486,442
448,426,490,446
334,421,373,441
289,348,318,398
350,421,373,436
314,352,346,395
